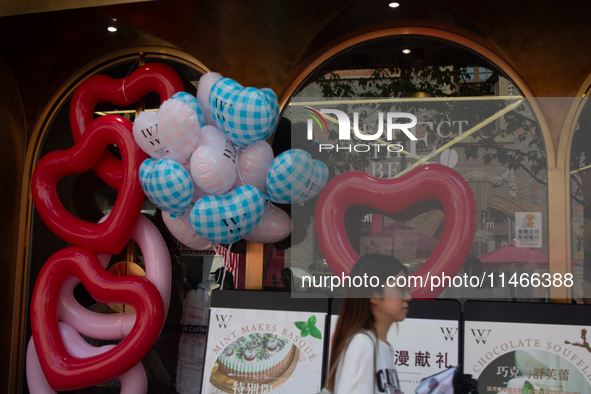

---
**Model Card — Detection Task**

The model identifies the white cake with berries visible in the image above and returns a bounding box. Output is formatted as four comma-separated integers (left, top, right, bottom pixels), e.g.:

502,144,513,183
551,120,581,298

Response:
215,333,295,383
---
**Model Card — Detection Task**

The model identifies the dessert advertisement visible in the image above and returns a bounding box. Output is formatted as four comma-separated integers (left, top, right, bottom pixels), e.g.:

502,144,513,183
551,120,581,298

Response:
329,316,459,394
202,307,326,394
464,320,591,394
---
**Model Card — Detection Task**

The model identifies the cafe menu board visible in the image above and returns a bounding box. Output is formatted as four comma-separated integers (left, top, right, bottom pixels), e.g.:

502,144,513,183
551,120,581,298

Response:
201,291,328,394
464,301,591,394
329,299,461,394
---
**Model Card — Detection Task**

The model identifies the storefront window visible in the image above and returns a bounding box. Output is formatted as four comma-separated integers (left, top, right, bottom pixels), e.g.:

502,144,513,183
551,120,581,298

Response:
24,55,222,393
570,98,591,303
275,35,550,302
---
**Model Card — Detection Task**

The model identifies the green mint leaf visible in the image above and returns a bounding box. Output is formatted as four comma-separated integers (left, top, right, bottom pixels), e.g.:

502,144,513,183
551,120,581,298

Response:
301,326,311,337
310,326,322,339
307,315,317,326
295,321,307,330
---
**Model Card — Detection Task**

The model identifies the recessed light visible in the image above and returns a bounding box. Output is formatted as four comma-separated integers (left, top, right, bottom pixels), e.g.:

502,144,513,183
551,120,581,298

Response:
388,2,400,8
402,49,411,54
107,26,118,32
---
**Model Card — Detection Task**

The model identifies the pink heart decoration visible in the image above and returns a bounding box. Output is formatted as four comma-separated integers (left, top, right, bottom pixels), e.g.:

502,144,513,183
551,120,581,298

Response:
196,72,223,125
180,161,208,203
233,140,274,193
57,214,171,340
314,164,476,298
243,204,292,243
163,208,214,250
26,322,147,394
133,98,201,163
189,126,237,195
31,247,164,390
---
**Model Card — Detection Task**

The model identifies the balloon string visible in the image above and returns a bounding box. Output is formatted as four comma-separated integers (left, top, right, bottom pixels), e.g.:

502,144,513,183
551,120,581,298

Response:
220,243,233,290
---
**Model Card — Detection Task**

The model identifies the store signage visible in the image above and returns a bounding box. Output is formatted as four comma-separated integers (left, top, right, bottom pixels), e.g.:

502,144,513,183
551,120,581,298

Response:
308,109,418,141
202,307,326,394
514,212,543,248
464,320,591,394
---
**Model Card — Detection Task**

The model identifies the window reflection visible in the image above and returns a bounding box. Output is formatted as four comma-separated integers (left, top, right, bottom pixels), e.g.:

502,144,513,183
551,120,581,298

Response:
275,36,549,303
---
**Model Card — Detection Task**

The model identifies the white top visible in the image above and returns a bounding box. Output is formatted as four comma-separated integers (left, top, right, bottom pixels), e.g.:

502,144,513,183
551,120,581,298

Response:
334,331,403,394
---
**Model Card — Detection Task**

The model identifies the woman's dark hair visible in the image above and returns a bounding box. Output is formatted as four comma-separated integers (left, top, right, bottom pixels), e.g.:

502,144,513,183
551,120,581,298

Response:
327,254,408,390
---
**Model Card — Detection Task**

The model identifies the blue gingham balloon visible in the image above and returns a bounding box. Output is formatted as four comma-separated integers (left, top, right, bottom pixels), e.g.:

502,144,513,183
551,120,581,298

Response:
189,185,265,244
171,92,206,128
259,88,279,141
266,149,329,204
139,158,193,218
209,78,279,146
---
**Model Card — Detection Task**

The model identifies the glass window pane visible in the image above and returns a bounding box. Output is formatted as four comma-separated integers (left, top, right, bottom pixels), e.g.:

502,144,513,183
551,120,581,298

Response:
277,35,548,304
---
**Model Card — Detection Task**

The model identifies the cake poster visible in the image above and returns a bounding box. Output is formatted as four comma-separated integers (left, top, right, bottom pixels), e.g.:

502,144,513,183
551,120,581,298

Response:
464,321,591,394
329,316,459,394
202,307,326,394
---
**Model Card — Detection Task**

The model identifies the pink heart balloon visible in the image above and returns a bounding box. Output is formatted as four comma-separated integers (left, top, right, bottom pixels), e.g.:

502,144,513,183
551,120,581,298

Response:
31,247,164,390
243,204,292,243
314,164,476,298
180,161,208,203
57,214,171,340
133,98,201,162
26,322,147,394
197,72,223,126
189,126,237,195
233,140,274,193
163,208,214,250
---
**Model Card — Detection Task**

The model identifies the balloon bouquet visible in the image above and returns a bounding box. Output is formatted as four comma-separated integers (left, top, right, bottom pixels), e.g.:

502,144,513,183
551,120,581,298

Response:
26,63,328,393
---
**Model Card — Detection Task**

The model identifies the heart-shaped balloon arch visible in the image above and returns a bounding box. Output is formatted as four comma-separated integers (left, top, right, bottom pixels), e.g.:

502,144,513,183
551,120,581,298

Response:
28,63,476,392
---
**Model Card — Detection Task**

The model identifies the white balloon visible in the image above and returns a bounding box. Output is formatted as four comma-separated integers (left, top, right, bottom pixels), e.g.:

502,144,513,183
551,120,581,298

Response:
243,204,292,243
133,99,201,163
233,140,274,193
189,126,237,195
197,72,223,126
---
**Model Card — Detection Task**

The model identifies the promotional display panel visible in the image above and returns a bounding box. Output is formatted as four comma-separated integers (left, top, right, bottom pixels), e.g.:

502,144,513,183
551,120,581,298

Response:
330,299,461,394
202,291,328,394
464,301,591,394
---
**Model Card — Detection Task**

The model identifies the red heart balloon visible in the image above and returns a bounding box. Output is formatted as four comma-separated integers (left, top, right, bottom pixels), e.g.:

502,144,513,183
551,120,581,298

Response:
70,63,184,190
314,164,477,298
31,247,164,390
32,115,145,254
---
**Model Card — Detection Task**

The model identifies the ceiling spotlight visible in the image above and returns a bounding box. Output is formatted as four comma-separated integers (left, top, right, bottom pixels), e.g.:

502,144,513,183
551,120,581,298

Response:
402,49,411,54
388,2,400,8
107,26,118,32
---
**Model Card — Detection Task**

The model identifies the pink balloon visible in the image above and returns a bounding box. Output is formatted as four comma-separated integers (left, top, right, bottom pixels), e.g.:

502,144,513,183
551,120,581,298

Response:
243,204,292,243
232,140,274,193
189,126,237,195
197,72,223,125
26,322,147,394
57,214,171,340
163,208,214,250
180,161,208,203
314,164,477,298
133,98,200,163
